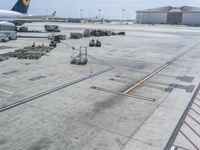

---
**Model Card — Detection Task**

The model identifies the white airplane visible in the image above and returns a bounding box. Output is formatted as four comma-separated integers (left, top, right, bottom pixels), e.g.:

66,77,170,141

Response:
0,0,57,25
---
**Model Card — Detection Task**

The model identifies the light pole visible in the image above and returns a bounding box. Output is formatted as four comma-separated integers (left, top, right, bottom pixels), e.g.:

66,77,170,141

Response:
45,9,48,20
98,9,101,20
46,9,48,16
121,9,125,24
139,12,142,24
80,9,83,20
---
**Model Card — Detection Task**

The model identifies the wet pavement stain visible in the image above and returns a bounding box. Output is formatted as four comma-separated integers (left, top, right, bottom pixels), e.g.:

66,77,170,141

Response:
82,94,125,120
28,138,52,150
0,139,7,145
93,95,124,113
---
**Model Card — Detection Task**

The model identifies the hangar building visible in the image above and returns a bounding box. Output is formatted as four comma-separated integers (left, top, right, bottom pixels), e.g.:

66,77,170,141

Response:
136,6,200,26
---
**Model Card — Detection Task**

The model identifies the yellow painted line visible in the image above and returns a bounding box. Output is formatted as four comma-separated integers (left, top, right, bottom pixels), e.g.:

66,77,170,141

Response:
110,78,165,90
117,72,176,80
91,86,156,102
123,43,200,95
115,75,173,87
123,64,172,94
129,70,177,79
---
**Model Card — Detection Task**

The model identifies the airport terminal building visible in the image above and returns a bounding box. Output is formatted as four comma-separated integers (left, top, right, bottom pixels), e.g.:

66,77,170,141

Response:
136,6,200,26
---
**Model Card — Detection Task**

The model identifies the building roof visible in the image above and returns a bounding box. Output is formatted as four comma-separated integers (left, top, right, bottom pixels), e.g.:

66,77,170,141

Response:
181,6,200,12
137,6,200,13
169,8,182,13
138,6,172,13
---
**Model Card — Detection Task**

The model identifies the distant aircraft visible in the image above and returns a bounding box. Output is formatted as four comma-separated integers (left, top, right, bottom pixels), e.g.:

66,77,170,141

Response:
0,0,57,25
84,17,104,23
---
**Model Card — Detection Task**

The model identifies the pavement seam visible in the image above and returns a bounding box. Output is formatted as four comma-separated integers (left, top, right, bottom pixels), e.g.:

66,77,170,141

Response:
120,52,195,150
27,103,131,139
132,138,160,149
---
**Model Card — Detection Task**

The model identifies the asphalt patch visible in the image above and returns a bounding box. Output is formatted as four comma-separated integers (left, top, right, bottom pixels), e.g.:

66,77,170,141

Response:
176,76,194,83
165,84,195,93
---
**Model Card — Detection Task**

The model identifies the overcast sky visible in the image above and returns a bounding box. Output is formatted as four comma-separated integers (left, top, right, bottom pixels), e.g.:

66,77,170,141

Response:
1,0,200,19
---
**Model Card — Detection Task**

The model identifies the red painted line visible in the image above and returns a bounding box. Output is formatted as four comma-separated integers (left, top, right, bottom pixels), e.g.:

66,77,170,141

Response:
188,114,200,125
184,121,200,138
180,130,200,150
191,108,200,116
194,102,200,109
165,84,200,150
173,145,192,150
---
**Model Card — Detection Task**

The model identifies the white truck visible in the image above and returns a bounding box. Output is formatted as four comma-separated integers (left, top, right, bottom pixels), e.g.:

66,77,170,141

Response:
0,31,17,41
44,25,60,32
5,31,17,40
0,33,9,42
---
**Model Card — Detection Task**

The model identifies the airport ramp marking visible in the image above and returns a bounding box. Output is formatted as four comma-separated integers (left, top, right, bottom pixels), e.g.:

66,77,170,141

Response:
91,43,199,102
0,66,114,113
116,75,171,87
0,42,116,113
123,43,200,95
90,86,156,102
109,78,166,91
128,70,194,83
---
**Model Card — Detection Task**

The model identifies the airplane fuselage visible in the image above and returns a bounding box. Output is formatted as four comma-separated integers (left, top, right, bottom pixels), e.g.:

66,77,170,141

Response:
0,0,57,26
0,0,33,26
0,10,27,19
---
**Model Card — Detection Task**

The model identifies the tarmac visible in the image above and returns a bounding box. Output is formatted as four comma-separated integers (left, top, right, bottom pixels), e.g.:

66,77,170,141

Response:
0,23,200,150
